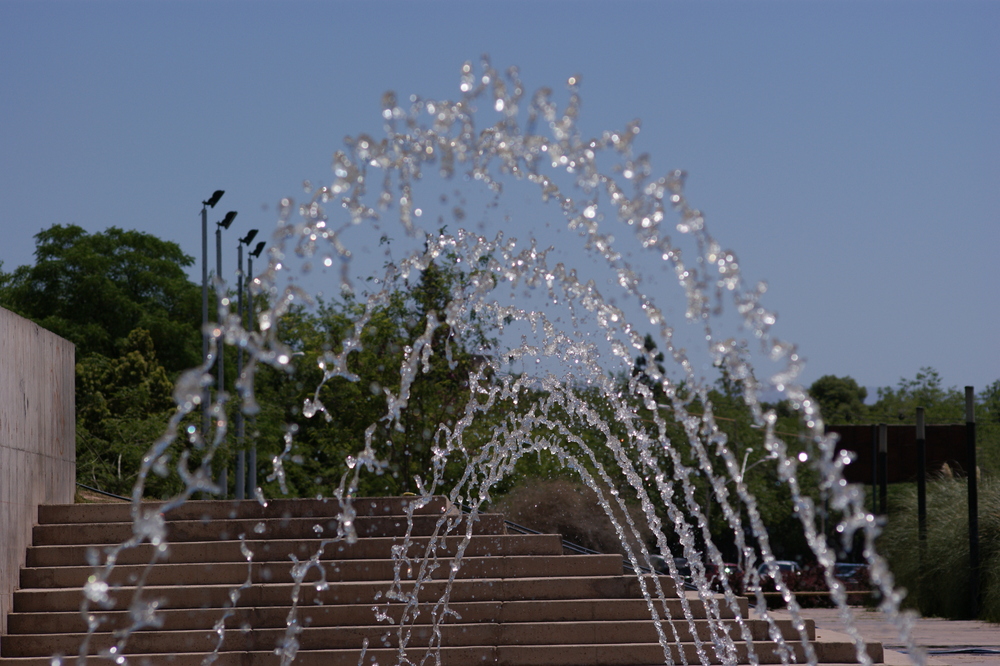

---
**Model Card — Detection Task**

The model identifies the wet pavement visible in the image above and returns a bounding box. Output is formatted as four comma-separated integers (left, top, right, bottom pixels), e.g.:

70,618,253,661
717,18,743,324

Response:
798,606,1000,665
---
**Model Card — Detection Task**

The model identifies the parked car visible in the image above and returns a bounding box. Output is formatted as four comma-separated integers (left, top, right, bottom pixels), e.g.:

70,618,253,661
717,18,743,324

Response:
833,562,869,590
757,560,801,590
649,554,691,578
711,562,745,595
648,557,745,594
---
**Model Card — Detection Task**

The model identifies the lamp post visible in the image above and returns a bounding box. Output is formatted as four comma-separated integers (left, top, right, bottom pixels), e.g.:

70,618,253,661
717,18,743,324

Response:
738,448,753,485
234,229,258,500
212,210,237,498
246,240,265,500
201,190,224,439
215,211,238,398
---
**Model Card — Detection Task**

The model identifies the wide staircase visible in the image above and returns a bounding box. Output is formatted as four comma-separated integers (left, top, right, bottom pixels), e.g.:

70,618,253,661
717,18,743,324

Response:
1,496,885,665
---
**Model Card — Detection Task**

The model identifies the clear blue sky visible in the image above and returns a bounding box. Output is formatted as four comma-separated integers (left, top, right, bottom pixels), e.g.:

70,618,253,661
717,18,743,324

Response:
1,1,996,397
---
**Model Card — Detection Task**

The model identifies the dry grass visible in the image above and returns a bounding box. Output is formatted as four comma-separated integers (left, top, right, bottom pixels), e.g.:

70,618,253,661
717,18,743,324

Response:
879,475,1000,620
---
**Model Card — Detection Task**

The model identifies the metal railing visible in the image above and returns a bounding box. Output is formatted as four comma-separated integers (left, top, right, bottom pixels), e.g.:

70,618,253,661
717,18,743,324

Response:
75,482,130,502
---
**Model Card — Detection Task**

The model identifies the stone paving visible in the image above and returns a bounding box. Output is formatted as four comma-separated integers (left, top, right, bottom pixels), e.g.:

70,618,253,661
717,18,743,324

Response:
798,606,1000,666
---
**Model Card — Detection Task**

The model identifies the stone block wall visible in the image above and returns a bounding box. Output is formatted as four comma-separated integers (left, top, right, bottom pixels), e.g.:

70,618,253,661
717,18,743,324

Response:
0,307,75,637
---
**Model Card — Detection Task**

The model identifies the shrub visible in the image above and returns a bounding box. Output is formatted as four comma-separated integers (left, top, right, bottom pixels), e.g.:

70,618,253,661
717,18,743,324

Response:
489,477,652,556
878,475,1000,620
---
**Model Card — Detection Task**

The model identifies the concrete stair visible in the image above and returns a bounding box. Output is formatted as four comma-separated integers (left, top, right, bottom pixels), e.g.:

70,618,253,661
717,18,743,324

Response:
0,496,883,665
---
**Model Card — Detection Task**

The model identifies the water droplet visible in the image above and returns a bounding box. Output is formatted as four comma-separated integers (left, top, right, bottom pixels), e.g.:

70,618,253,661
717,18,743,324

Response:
91,59,909,664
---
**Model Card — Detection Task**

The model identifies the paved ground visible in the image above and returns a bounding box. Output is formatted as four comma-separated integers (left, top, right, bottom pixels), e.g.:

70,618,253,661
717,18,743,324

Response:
798,606,1000,665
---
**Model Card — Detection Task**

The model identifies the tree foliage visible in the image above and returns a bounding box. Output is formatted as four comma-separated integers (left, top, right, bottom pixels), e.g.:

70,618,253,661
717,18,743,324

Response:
1,224,203,497
6,222,1000,581
809,375,868,424
76,328,180,497
980,381,1000,426
867,367,965,424
245,256,496,499
0,224,201,374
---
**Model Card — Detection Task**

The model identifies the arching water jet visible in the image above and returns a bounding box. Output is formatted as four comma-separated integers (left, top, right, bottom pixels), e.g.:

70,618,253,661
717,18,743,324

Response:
71,58,924,666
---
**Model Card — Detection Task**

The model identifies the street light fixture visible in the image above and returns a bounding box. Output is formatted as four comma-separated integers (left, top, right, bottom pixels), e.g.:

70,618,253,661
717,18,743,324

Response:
234,228,259,501
205,190,224,209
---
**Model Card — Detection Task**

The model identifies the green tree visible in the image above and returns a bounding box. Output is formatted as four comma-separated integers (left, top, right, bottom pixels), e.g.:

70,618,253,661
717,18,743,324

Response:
76,328,180,497
978,380,1000,479
809,375,868,424
705,370,821,563
248,255,497,498
0,224,201,374
1,224,208,497
868,367,964,424
979,380,1000,426
632,333,666,393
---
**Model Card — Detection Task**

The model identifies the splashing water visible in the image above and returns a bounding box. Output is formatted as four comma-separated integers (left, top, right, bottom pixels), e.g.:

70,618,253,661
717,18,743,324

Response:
77,58,926,666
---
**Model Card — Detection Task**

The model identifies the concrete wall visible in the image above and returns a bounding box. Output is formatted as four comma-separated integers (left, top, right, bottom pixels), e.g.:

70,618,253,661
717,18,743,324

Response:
0,307,75,637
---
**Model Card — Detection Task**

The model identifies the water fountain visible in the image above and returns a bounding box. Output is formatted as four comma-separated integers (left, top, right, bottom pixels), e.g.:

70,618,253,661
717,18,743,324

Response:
64,58,924,666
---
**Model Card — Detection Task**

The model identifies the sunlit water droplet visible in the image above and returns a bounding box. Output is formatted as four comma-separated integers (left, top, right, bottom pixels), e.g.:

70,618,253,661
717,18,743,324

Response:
90,57,918,666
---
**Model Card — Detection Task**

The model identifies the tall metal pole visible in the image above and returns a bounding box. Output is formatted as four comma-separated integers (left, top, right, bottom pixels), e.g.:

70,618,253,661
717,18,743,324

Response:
201,204,210,438
870,424,878,514
878,423,888,516
235,241,246,501
967,386,979,618
215,226,225,403
916,408,927,553
916,407,927,603
215,225,227,499
199,191,224,498
247,248,258,500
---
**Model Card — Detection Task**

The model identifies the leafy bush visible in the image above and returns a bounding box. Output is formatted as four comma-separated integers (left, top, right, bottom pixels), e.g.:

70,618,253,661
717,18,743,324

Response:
490,477,652,556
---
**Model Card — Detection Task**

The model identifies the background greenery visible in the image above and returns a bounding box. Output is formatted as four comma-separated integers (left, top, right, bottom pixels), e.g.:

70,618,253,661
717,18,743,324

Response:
2,224,997,617
878,477,1000,621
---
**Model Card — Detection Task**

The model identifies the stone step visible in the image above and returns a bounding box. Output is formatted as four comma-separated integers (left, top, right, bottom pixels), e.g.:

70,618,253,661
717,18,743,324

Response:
2,497,882,665
6,597,754,635
0,641,883,665
26,534,564,568
0,618,815,658
20,553,626,589
13,575,685,613
36,496,454,525
29,513,507,546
